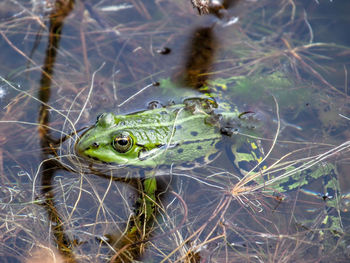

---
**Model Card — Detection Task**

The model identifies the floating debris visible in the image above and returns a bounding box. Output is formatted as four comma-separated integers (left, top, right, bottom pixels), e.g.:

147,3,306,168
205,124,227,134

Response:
156,47,171,55
99,3,133,12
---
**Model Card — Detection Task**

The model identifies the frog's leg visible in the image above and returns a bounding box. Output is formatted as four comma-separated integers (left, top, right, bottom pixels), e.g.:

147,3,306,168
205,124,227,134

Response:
291,163,349,254
109,171,158,261
127,170,157,238
228,138,266,177
230,138,348,252
141,171,158,226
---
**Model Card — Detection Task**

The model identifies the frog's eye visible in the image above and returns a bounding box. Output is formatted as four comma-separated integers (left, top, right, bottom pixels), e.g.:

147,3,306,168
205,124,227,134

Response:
113,133,133,153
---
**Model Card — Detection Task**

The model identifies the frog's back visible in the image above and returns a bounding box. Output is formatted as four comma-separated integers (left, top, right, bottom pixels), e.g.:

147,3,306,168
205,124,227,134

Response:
76,102,224,167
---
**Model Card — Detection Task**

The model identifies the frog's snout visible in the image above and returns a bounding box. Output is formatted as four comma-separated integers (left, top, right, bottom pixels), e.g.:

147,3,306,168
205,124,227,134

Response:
75,139,86,157
75,132,91,155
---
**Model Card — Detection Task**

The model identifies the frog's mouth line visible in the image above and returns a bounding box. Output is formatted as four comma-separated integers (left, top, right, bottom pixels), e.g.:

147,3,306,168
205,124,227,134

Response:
74,124,99,152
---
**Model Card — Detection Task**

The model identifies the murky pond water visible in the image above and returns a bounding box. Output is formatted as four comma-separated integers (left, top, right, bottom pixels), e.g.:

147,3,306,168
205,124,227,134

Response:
1,0,350,262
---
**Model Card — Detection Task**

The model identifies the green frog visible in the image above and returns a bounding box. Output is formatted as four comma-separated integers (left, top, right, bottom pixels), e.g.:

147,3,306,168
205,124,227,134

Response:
75,84,347,259
75,92,338,198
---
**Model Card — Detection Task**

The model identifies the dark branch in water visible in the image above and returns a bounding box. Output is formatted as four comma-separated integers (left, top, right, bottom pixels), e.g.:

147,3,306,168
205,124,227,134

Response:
37,1,77,262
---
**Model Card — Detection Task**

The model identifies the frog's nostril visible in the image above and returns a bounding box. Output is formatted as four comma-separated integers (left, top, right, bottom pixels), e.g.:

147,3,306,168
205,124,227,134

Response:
92,142,99,148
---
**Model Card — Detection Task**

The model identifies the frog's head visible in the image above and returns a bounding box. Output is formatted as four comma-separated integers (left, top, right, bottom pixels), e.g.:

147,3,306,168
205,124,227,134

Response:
76,113,155,166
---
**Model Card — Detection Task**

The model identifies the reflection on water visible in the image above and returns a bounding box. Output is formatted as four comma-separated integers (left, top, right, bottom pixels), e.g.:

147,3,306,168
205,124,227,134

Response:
181,26,217,89
181,0,241,90
0,0,350,262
